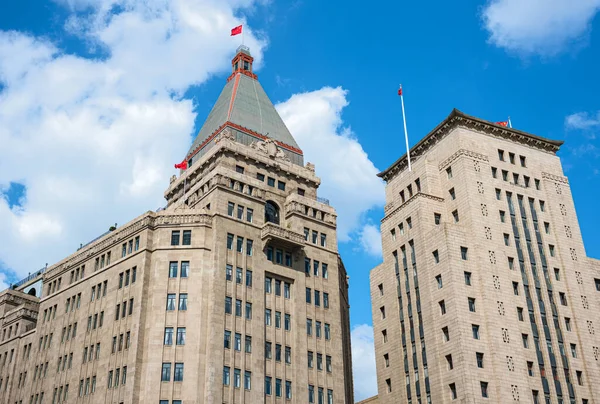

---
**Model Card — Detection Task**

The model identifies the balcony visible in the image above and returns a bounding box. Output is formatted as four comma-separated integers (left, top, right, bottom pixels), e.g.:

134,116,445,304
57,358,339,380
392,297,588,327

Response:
260,223,305,251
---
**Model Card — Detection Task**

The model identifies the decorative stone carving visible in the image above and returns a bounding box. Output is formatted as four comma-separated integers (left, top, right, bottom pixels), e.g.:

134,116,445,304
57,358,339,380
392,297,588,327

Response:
250,138,291,162
170,175,176,184
215,128,235,144
305,162,315,172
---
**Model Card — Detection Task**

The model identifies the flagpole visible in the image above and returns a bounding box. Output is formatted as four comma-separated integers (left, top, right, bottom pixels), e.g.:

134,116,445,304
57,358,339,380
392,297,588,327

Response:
508,116,512,129
399,85,412,172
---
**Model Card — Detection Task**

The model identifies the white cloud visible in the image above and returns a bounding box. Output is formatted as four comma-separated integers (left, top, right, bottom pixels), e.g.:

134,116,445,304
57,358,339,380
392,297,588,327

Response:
481,0,600,56
276,87,385,241
0,0,266,278
358,224,382,258
566,111,600,131
351,324,378,401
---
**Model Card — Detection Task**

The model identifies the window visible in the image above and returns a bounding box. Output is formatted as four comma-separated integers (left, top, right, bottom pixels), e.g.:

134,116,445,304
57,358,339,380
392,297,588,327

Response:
306,288,312,304
226,233,233,249
577,370,583,386
513,282,519,295
169,262,177,278
164,328,173,345
565,317,571,331
170,231,180,246
174,363,184,381
522,334,529,348
480,381,488,398
234,333,241,351
399,222,404,235
446,166,453,178
324,293,329,308
246,239,253,256
504,233,510,246
527,361,534,376
285,346,291,364
309,384,315,402
436,274,442,288
265,309,272,326
464,271,472,285
449,188,456,200
278,181,286,191
499,210,506,222
276,344,282,362
244,371,251,390
382,329,387,343
236,236,243,253
308,351,314,368
476,352,484,368
450,383,457,400
307,319,312,335
161,363,171,381
433,250,440,264
491,167,497,178
446,354,453,370
285,313,291,331
498,149,505,161
312,230,318,244
245,270,252,287
406,217,412,228
322,264,328,279
315,290,320,307
275,311,281,328
442,326,449,342
176,328,186,345
452,210,459,223
223,366,230,386
434,213,441,224
519,155,526,167
461,246,468,260
535,179,541,190
508,257,514,270
495,188,501,200
559,292,567,306
472,324,480,339
179,294,187,310
257,173,265,181
325,323,331,340
225,297,232,314
439,300,446,315
544,222,550,234
524,176,530,187
265,341,272,359
502,170,508,181
380,306,386,319
313,261,319,276
570,343,577,358
517,307,524,321
267,177,275,187
320,233,327,247
508,152,515,164
468,297,476,312
539,200,545,211
166,294,176,311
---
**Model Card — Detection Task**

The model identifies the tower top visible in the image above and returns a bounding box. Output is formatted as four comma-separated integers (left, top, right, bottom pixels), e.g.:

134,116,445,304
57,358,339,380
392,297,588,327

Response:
228,45,257,82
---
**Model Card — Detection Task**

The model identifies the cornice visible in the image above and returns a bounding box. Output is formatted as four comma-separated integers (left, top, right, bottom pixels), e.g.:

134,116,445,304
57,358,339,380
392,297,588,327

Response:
438,149,489,171
382,192,444,224
379,109,563,183
541,172,569,185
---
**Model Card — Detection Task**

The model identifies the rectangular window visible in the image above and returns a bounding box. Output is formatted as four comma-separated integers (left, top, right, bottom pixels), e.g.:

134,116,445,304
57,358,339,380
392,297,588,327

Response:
275,279,281,296
306,288,312,304
321,233,327,247
481,381,488,398
449,188,456,200
235,299,242,316
316,321,322,338
237,205,244,220
276,249,283,264
447,166,453,178
265,376,272,395
181,230,191,245
236,236,243,253
439,300,446,315
161,363,171,381
285,346,291,364
278,181,286,191
246,270,252,287
522,334,529,348
517,307,524,321
324,293,329,308
433,250,440,264
224,330,231,349
223,366,230,386
285,313,291,331
275,311,281,328
513,281,520,295
171,231,180,246
227,202,234,216
244,370,251,390
570,343,577,358
442,326,449,342
464,271,472,285
305,258,311,276
227,233,233,249
461,246,468,260
267,177,275,187
265,277,272,293
225,297,232,314
245,335,252,353
472,324,480,339
275,344,282,362
169,262,178,278
476,352,484,368
236,267,243,284
265,341,272,359
309,385,315,403
565,317,571,331
307,319,312,336
284,282,291,298
234,333,241,351
315,290,320,307
176,328,186,345
286,381,292,399
173,363,184,382
245,302,252,320
265,309,272,326
308,351,314,368
446,354,453,370
313,260,319,276
164,328,174,345
312,230,318,244
495,188,501,200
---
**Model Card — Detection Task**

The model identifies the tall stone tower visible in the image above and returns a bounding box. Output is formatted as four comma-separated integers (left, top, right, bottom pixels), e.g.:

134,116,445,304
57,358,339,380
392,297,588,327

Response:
369,110,600,404
0,46,354,404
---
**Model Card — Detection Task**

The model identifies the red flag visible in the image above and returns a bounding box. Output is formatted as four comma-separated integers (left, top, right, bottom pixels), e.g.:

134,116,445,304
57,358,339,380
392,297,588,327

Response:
174,160,187,170
495,121,508,127
398,86,403,96
231,25,242,36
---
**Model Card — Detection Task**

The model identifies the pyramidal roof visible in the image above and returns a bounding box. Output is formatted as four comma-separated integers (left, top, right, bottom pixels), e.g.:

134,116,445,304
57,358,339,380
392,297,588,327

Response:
186,46,303,166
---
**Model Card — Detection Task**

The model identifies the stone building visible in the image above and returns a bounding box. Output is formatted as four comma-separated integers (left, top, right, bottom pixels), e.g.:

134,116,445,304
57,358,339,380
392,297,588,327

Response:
368,110,600,404
0,45,353,404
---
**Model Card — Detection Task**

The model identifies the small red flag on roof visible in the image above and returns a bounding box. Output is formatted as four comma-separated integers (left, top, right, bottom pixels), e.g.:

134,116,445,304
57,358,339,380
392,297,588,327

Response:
495,121,509,127
174,160,187,170
231,25,242,36
398,86,403,96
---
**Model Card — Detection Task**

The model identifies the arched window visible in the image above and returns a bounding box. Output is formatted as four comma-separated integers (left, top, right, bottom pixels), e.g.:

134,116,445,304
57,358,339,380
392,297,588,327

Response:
265,201,280,225
28,288,37,296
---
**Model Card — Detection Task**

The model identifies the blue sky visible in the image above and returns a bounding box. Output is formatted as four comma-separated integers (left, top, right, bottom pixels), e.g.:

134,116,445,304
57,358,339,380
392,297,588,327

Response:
1,0,600,399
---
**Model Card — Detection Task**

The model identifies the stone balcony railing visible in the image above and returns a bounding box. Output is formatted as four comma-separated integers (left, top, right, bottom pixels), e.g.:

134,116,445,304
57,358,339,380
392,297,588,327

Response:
260,222,305,250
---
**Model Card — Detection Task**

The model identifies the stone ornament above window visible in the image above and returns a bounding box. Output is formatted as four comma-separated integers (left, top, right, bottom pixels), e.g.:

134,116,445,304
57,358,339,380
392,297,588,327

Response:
250,138,291,163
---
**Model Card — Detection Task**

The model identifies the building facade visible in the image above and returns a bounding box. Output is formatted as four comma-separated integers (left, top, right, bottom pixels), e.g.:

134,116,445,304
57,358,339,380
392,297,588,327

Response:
369,110,600,404
0,46,353,404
